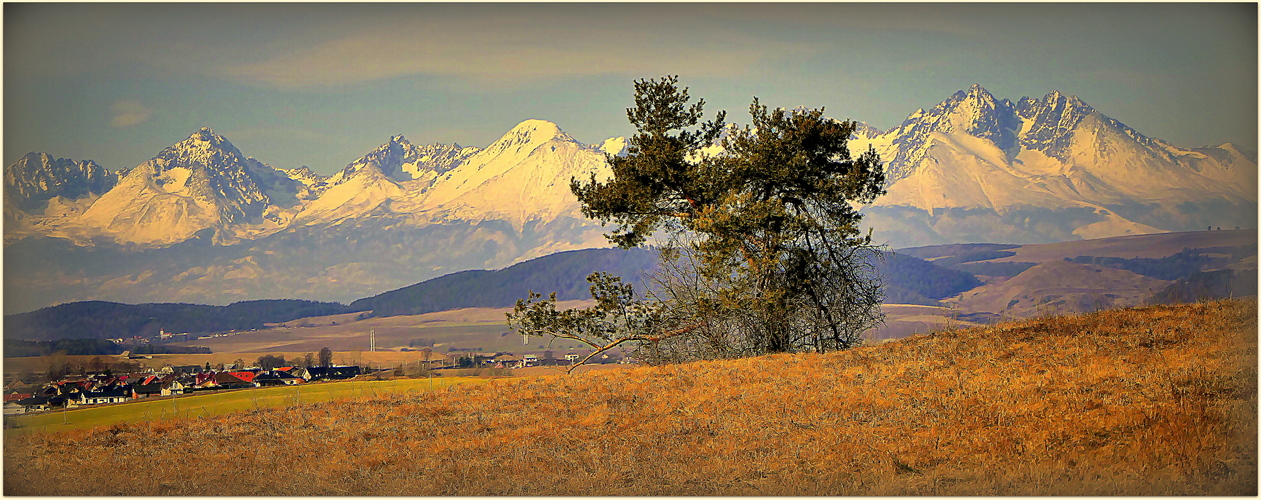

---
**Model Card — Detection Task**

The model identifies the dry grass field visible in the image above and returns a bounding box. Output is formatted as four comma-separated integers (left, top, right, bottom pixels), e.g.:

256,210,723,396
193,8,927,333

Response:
867,303,988,342
4,301,956,377
4,299,1255,495
166,300,598,354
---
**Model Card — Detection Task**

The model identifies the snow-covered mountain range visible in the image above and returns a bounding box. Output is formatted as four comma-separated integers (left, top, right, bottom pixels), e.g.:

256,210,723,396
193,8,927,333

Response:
4,86,1255,311
851,84,1256,246
6,120,614,248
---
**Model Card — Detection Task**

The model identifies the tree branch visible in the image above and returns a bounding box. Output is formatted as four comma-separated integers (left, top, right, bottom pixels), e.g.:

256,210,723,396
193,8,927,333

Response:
561,323,703,375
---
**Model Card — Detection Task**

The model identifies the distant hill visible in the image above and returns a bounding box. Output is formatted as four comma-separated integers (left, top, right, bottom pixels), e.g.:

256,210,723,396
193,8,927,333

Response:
903,230,1258,318
4,300,355,342
348,247,661,317
949,260,1170,318
873,252,983,305
4,246,981,341
898,229,1257,264
350,247,987,316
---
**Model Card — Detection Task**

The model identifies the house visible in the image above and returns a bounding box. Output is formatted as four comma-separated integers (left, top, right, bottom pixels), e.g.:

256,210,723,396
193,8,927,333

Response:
522,354,539,367
15,396,55,412
194,372,220,389
4,402,27,415
132,382,164,399
214,372,255,389
162,376,188,396
491,353,521,367
254,370,303,387
4,393,33,403
48,395,79,408
228,371,258,384
79,388,130,405
303,366,362,381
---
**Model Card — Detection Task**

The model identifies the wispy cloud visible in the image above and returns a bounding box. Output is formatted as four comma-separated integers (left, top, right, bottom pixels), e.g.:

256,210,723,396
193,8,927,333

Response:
223,17,812,89
109,100,152,128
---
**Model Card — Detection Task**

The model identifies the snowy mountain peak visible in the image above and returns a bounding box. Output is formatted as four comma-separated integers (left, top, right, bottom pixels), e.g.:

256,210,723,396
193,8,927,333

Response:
873,84,1020,182
187,127,227,145
165,127,247,164
1014,90,1106,161
600,137,628,157
488,119,575,151
964,83,993,100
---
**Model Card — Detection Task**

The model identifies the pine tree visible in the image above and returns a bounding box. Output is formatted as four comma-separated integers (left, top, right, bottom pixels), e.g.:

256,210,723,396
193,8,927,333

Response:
514,76,888,365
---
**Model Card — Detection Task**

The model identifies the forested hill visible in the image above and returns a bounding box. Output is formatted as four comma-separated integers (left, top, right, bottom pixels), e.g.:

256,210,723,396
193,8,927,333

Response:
4,248,981,341
875,252,983,305
4,300,355,341
348,247,661,317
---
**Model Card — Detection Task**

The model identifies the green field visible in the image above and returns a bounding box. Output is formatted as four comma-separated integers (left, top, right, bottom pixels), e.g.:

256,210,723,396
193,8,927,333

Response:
4,376,490,435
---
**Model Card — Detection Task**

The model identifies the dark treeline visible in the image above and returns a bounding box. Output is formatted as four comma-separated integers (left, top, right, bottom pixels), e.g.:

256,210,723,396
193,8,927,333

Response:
1066,246,1249,280
1148,269,1258,305
132,345,213,355
5,299,356,341
875,252,984,305
3,338,125,358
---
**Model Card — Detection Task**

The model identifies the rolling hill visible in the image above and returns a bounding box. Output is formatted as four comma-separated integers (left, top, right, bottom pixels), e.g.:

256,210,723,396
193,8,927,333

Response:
5,299,1254,495
5,247,982,341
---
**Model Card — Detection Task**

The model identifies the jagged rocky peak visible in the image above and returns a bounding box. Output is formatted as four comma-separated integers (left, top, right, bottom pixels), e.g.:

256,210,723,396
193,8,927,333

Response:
139,127,275,217
877,84,1020,182
150,127,253,172
1012,89,1170,162
188,126,223,143
4,152,117,210
850,121,882,138
1015,90,1094,124
285,165,320,183
937,84,1020,149
341,134,479,182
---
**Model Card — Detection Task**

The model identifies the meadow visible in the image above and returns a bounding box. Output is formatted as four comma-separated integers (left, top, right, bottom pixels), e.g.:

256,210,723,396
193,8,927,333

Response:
4,299,1255,495
4,377,489,436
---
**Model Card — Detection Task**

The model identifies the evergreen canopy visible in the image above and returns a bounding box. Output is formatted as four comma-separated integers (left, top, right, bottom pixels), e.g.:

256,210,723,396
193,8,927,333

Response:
515,76,888,364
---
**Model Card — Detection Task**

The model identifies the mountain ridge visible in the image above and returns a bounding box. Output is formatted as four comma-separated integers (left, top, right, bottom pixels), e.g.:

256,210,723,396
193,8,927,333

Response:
852,84,1256,247
4,86,1253,311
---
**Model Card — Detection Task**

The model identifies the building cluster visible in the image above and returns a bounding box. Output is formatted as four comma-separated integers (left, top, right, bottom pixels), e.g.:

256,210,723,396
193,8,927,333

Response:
3,365,363,415
3,348,633,416
452,350,626,368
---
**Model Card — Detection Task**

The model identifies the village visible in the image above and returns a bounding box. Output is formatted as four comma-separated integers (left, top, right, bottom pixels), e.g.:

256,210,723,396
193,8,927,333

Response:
2,348,628,416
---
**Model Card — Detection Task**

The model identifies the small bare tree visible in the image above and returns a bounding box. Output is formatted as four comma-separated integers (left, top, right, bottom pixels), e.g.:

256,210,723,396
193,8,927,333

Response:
507,272,699,374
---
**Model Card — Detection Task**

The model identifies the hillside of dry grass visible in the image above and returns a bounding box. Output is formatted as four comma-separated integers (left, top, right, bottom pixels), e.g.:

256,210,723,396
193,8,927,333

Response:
5,300,1256,495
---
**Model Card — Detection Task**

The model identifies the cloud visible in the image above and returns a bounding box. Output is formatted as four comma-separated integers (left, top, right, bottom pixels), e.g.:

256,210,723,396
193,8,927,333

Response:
109,100,153,128
223,16,813,89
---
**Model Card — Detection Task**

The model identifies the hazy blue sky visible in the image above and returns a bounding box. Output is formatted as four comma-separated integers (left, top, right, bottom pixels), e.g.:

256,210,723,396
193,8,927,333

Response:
5,3,1256,176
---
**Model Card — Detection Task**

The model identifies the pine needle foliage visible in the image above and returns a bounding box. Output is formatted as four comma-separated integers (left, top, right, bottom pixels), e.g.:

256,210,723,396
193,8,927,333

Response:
525,76,889,363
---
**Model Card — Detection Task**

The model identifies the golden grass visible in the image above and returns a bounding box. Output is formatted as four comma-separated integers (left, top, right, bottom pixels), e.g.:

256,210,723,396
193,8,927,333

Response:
3,377,489,437
4,299,1255,495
